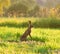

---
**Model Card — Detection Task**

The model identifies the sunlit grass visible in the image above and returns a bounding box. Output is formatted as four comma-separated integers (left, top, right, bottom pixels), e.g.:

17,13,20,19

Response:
0,18,60,54
0,17,37,23
0,17,60,28
0,27,60,54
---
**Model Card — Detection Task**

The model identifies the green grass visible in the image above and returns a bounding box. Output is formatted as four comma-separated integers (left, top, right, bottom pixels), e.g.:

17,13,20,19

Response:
0,18,60,54
0,27,60,54
0,17,60,28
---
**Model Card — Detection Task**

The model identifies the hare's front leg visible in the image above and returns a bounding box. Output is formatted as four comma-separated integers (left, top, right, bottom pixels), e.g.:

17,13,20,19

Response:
29,33,32,39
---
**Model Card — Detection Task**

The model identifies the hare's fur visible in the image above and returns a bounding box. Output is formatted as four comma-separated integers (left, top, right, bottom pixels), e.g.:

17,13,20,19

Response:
20,21,33,41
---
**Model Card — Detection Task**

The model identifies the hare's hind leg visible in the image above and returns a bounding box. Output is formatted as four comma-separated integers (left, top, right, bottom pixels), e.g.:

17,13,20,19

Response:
20,36,26,41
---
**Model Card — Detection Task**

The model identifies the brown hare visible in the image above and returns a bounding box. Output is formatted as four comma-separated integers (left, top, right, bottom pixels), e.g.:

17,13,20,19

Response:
20,21,33,41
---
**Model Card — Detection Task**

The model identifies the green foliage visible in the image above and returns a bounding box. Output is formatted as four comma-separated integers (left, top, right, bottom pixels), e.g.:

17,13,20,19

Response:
7,3,28,13
0,18,60,54
33,18,60,28
0,0,11,15
0,18,60,28
5,0,37,17
28,36,48,42
0,0,60,17
0,27,60,54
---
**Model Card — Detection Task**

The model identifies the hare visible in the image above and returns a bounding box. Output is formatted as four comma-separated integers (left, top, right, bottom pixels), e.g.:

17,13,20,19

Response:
20,21,33,41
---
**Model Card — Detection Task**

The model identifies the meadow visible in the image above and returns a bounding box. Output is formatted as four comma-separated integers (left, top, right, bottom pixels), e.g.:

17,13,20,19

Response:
0,18,60,54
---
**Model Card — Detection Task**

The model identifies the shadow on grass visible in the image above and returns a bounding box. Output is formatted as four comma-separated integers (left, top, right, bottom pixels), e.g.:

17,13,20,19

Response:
7,36,48,43
7,32,21,43
7,40,19,42
27,36,48,43
0,42,7,47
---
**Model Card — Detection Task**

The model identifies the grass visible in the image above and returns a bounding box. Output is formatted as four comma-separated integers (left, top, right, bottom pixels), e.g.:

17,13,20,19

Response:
0,27,60,54
0,17,60,28
0,17,60,54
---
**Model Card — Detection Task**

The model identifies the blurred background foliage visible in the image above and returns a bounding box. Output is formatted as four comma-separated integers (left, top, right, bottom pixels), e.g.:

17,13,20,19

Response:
0,0,60,18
